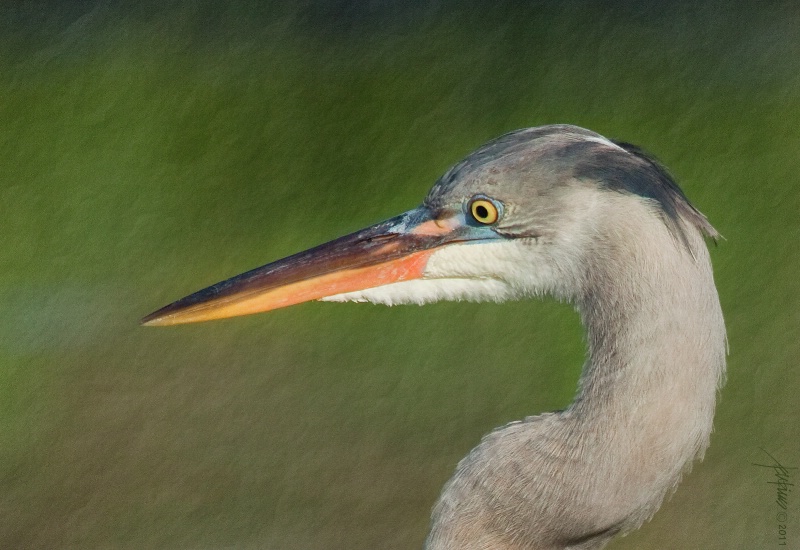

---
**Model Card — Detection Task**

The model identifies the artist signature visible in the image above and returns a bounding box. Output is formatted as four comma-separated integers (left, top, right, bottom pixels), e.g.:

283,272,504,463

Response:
753,448,796,546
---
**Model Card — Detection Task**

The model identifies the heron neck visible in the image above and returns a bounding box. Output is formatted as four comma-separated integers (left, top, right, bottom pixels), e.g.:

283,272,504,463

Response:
571,229,726,468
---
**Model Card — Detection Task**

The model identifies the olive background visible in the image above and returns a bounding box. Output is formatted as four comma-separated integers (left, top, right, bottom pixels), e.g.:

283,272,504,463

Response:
1,1,798,548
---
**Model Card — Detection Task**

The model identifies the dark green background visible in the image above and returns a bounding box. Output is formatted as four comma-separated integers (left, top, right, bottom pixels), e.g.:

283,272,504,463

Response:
2,1,798,548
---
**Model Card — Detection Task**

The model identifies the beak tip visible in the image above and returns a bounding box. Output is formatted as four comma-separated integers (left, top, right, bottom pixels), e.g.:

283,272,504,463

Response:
140,315,160,327
140,309,173,327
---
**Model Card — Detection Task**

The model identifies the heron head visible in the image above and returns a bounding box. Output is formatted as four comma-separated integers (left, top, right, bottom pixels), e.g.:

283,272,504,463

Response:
142,125,714,326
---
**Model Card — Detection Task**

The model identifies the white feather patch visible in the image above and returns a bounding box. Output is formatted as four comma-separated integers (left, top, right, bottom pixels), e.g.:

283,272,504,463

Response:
321,277,514,306
321,240,552,306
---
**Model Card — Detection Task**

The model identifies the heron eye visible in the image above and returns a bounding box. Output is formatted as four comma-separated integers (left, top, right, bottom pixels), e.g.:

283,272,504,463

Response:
469,198,500,225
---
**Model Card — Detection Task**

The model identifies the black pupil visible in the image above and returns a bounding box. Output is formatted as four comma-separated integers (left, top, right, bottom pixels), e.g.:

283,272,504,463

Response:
475,204,489,220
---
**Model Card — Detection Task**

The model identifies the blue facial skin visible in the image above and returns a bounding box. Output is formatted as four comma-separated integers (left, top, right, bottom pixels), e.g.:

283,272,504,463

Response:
395,197,507,247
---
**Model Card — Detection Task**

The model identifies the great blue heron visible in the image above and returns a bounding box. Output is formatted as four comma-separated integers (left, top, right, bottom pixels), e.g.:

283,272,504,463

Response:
143,124,726,549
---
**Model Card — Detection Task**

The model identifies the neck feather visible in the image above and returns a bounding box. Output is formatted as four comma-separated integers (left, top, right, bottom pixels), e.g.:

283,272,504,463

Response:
568,210,726,529
425,197,727,550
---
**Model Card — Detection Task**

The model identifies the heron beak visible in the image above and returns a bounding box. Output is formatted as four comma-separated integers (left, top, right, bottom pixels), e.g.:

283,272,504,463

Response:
141,207,466,326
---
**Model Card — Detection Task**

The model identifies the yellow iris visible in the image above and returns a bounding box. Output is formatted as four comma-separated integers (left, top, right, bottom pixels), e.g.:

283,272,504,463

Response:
470,198,499,224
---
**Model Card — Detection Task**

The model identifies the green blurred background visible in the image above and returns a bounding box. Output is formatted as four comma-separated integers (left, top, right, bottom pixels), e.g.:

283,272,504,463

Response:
1,1,798,548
